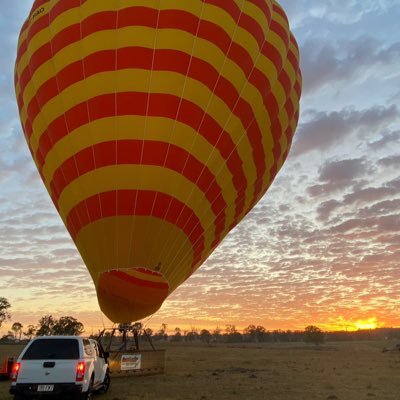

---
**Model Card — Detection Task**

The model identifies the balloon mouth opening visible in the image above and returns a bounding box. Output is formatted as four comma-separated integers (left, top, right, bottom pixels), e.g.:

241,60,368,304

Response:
97,267,169,323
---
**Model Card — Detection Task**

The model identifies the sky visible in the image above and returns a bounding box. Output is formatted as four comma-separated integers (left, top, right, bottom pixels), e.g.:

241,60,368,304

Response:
0,1,399,335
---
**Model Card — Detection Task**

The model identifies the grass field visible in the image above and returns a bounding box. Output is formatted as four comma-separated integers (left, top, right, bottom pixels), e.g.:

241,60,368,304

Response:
1,341,400,399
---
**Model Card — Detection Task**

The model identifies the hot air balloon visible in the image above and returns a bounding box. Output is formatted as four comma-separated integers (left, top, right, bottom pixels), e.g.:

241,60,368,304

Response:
15,0,301,323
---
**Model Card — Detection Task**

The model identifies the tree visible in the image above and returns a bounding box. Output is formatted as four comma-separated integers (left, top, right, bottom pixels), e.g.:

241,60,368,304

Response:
132,322,143,331
52,316,84,336
212,327,222,342
0,333,14,343
154,323,168,341
0,297,11,328
185,327,199,342
255,326,268,342
225,325,243,343
200,329,212,344
23,325,37,340
304,325,324,345
11,322,23,341
171,327,183,342
225,324,237,335
144,328,153,338
36,315,84,336
244,324,257,341
36,315,57,336
244,325,267,342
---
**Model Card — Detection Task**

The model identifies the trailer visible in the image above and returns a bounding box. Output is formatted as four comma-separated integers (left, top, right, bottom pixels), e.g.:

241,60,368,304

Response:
0,357,15,381
97,324,165,377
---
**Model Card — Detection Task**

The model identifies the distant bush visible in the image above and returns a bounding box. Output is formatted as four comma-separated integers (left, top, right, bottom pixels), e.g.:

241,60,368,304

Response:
304,325,325,345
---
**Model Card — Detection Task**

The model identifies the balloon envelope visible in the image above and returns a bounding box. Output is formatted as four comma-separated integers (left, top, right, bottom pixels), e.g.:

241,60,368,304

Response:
15,0,301,322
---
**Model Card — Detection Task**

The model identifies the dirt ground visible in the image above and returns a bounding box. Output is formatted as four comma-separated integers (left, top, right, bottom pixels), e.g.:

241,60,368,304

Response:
1,341,400,400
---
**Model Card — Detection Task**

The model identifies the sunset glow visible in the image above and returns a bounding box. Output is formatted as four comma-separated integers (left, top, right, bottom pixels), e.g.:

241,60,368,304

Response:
353,318,380,331
321,317,385,332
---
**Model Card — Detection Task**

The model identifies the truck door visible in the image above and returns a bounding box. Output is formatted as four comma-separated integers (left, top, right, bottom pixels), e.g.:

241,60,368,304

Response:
90,340,104,385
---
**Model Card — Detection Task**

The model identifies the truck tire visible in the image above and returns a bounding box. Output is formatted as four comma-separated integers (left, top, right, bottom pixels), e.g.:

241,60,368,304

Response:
97,371,110,394
80,375,94,400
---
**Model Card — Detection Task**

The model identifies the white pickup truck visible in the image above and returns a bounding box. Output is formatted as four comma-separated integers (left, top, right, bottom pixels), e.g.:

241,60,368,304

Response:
9,336,110,399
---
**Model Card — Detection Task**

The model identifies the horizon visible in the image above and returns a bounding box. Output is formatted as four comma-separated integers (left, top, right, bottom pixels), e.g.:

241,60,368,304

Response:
3,321,400,338
1,2,400,335
1,314,398,337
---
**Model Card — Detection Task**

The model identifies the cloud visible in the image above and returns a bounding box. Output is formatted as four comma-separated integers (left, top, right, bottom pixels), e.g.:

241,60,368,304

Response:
308,158,370,197
343,178,400,206
369,130,400,149
292,105,399,157
281,0,396,28
319,158,369,183
317,200,342,221
301,37,400,93
378,154,400,167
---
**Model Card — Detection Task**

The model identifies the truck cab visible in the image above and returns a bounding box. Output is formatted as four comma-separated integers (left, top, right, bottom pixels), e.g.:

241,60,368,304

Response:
10,336,110,399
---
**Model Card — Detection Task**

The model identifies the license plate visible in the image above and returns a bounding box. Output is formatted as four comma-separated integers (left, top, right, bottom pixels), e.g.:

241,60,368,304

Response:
37,385,54,392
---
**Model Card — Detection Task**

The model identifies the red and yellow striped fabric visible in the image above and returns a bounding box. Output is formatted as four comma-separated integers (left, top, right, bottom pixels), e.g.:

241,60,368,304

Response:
15,0,302,323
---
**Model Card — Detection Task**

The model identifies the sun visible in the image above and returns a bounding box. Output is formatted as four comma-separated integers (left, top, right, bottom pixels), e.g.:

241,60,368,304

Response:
324,316,383,331
353,318,379,330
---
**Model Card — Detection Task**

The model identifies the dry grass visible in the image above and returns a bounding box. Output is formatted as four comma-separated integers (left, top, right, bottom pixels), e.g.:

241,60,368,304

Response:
1,341,400,399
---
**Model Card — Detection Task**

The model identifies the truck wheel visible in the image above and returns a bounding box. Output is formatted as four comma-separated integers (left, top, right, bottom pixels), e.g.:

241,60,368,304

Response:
80,375,94,400
97,371,110,394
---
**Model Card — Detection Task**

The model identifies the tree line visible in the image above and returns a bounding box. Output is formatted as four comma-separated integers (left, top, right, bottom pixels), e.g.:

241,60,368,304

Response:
0,297,84,342
143,324,326,345
146,324,400,344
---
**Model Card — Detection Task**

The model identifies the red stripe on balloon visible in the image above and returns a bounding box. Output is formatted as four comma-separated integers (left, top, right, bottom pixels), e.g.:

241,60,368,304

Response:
247,0,272,25
261,39,283,75
287,49,299,74
19,0,80,49
294,79,302,99
31,0,50,10
135,268,164,278
18,19,29,39
267,83,300,186
272,3,289,26
67,190,205,267
27,11,50,41
50,140,227,239
270,20,289,48
252,68,301,203
202,0,266,48
109,270,169,291
16,39,28,64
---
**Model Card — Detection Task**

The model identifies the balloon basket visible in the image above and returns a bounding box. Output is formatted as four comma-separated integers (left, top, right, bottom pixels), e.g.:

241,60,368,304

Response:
97,324,166,377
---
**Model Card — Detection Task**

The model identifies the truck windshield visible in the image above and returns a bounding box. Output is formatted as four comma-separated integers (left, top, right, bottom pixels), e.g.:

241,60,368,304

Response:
22,339,80,360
